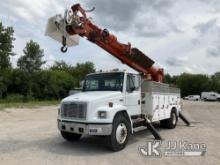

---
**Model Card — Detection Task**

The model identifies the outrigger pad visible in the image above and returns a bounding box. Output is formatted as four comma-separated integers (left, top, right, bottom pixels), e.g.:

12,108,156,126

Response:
129,48,155,69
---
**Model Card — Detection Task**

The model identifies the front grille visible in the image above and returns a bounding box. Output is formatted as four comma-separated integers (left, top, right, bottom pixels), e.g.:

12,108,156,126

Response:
61,102,87,120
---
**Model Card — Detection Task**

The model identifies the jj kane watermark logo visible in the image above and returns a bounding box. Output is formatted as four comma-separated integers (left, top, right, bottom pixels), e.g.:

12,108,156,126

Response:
139,140,162,157
139,140,206,157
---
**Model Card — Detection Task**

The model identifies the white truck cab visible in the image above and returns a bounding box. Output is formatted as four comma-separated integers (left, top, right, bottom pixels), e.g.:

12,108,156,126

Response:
58,71,181,151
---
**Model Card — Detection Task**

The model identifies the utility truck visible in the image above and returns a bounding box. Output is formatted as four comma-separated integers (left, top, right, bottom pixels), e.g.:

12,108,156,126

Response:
46,4,190,151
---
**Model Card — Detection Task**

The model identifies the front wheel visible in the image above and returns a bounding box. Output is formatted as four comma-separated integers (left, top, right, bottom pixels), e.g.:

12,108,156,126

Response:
60,131,82,141
106,113,130,151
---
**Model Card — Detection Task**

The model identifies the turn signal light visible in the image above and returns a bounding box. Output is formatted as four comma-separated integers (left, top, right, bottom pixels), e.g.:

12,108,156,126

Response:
108,102,113,107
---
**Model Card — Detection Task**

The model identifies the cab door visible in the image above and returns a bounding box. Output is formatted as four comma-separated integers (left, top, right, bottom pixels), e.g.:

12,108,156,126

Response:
125,74,141,116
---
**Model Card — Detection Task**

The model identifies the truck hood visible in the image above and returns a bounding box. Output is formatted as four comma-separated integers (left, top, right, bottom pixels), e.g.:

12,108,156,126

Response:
62,91,123,103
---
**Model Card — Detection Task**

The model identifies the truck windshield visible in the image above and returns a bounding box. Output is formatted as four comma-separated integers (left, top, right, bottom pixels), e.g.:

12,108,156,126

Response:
83,72,124,92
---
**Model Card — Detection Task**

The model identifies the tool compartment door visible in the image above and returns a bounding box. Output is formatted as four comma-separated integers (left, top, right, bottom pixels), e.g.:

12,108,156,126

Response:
141,80,180,122
152,94,159,121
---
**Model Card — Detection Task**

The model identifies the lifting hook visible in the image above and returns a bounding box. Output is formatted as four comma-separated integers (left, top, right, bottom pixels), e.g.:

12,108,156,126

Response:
61,36,68,53
61,46,68,53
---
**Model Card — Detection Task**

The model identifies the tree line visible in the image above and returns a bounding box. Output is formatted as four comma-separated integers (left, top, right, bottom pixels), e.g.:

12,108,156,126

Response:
164,72,220,97
0,22,95,101
1,22,220,101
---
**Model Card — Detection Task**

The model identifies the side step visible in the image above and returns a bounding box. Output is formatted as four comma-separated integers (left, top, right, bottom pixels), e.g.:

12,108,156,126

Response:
132,118,145,128
133,126,147,133
132,117,162,140
179,112,191,126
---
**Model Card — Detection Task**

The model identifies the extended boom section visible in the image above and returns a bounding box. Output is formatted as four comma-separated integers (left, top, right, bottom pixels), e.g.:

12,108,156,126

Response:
63,4,164,82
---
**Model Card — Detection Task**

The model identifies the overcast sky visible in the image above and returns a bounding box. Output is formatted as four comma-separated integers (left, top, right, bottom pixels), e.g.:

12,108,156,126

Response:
0,0,220,75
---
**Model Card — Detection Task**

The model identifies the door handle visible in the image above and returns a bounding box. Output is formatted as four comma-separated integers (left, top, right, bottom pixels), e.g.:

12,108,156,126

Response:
138,100,140,104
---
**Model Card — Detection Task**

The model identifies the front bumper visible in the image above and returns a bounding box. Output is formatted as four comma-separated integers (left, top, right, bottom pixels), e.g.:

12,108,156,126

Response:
57,119,112,135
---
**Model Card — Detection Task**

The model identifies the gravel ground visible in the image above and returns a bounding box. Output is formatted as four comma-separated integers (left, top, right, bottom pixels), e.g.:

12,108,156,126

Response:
0,101,220,165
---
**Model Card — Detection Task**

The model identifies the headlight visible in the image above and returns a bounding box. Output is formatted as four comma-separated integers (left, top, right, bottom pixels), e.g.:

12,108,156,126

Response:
98,111,107,119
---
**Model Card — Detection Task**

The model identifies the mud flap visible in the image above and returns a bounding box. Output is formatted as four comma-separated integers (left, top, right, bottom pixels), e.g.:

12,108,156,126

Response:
179,112,191,126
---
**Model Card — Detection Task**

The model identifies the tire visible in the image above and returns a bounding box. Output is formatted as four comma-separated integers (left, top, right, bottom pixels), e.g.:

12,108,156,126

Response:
160,120,167,128
106,113,130,151
60,131,82,141
160,109,178,129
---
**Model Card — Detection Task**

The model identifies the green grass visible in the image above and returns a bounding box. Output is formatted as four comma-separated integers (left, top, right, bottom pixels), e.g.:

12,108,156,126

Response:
0,100,59,111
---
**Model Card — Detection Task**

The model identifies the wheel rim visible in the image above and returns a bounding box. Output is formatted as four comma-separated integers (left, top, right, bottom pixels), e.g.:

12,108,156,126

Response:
116,123,128,144
172,113,177,125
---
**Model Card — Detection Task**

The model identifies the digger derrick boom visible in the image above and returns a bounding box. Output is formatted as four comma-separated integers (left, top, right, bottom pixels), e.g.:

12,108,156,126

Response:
65,4,164,82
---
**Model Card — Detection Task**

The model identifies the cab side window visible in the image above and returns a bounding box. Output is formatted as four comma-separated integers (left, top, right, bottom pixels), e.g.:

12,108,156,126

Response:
126,74,139,92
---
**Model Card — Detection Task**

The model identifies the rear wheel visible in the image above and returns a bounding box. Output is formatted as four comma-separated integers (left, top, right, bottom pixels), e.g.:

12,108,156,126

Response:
106,113,130,151
160,109,178,129
61,131,82,141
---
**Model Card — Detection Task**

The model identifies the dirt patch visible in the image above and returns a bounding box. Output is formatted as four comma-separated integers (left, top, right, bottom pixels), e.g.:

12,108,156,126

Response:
0,101,220,165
